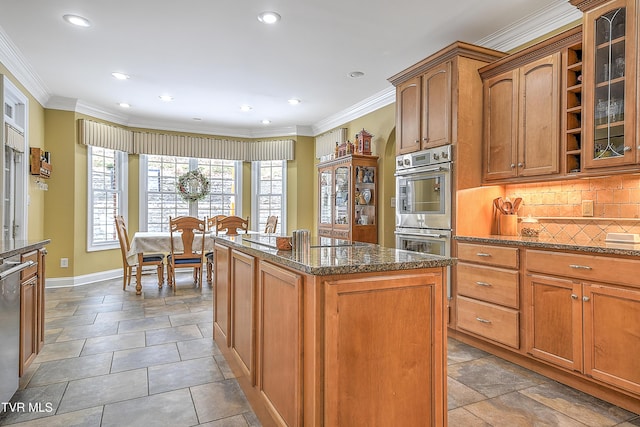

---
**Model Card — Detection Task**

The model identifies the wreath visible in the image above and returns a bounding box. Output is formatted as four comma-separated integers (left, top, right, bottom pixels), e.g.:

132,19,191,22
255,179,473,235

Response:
177,169,210,202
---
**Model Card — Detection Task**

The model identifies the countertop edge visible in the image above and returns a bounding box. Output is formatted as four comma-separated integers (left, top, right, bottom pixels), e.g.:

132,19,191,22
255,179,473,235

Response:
455,235,640,257
213,235,456,275
0,239,50,259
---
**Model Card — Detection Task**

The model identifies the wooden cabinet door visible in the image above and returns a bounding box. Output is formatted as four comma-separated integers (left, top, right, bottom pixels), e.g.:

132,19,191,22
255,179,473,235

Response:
583,283,640,395
396,76,422,155
422,62,451,148
257,262,303,427
483,69,519,180
20,277,37,376
230,250,255,381
526,274,583,372
213,243,231,346
518,54,561,177
325,271,445,426
583,0,638,169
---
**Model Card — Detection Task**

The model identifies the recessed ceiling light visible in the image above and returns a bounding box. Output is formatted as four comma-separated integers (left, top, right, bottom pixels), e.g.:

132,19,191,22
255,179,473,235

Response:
111,72,130,80
257,11,281,24
118,102,131,108
288,99,301,105
261,119,271,125
63,14,91,27
348,71,365,78
240,105,252,112
159,95,174,102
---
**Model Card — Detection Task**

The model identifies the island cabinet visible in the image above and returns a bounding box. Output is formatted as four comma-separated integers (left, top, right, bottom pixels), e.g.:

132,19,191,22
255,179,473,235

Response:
212,236,451,426
525,249,640,396
389,41,505,156
479,26,582,182
19,248,46,376
317,154,378,244
570,0,639,170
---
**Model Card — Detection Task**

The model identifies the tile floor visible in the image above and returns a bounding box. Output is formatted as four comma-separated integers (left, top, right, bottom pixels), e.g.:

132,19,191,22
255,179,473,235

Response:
0,273,638,426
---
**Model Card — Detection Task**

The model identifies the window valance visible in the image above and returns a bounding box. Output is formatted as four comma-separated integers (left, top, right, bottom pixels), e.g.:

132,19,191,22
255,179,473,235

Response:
315,128,347,159
78,119,294,161
4,123,25,152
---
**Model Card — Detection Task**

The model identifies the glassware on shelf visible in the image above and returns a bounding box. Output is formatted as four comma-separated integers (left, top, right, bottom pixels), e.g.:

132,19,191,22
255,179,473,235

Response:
614,56,625,78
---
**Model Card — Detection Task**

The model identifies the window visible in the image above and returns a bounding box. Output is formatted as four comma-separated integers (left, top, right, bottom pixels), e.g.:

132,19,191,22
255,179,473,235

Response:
141,155,241,232
88,146,128,251
252,160,286,233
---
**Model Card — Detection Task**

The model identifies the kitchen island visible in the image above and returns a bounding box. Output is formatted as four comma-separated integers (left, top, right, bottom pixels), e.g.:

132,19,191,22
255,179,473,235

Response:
211,234,455,427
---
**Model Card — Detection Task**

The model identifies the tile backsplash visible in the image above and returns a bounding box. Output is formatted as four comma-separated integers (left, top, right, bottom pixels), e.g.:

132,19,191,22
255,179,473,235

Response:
504,174,640,242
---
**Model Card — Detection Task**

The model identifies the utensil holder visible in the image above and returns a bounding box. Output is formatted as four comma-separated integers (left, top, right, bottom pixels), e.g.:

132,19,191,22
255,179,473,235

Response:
499,214,518,236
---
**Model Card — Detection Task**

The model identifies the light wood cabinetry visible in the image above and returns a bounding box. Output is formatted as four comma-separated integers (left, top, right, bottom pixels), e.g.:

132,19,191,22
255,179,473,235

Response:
19,249,45,376
213,242,230,346
455,242,520,349
393,63,451,154
389,42,505,157
525,249,640,396
213,240,448,426
317,154,378,243
479,27,583,182
571,0,639,169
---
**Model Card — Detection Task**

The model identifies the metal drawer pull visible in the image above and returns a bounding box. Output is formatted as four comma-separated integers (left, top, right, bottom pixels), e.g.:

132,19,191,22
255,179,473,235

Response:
476,253,491,257
475,281,492,287
476,317,492,324
569,264,592,270
583,296,590,302
571,294,578,300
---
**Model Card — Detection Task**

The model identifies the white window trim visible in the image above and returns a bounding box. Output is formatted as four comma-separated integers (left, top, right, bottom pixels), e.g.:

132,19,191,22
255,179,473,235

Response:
139,155,242,231
251,160,286,233
87,147,128,251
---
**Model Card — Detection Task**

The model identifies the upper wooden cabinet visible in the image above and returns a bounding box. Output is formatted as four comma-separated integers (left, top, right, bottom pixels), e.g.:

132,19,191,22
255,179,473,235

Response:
483,54,561,181
571,0,639,169
389,42,505,157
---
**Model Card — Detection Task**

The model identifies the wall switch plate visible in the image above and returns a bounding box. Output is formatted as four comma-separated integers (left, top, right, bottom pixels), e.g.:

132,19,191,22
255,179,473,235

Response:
582,200,594,217
390,197,396,208
60,258,69,268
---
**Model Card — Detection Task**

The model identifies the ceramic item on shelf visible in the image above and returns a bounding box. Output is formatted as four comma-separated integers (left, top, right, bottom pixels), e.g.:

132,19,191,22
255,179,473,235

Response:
362,189,371,205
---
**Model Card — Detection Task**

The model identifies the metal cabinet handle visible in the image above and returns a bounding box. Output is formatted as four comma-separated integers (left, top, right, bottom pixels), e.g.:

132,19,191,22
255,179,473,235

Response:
624,146,631,152
569,264,592,270
476,253,491,257
571,294,578,300
510,163,516,168
476,281,492,287
583,296,590,302
476,317,492,324
414,139,420,144
517,162,524,167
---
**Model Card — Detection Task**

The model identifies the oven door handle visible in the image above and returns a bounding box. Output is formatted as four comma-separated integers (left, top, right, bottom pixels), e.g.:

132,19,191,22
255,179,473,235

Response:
421,233,447,239
394,165,448,177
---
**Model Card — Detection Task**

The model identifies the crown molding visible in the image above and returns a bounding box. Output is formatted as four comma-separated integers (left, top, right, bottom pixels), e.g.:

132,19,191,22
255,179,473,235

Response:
475,0,582,52
0,24,49,106
311,86,395,136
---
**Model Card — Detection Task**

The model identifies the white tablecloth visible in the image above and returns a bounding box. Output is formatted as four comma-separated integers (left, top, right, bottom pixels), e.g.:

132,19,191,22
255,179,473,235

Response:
126,231,215,265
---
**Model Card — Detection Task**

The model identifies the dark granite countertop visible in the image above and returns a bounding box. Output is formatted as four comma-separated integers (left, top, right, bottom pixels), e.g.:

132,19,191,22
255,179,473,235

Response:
214,234,456,275
455,235,640,257
0,239,50,260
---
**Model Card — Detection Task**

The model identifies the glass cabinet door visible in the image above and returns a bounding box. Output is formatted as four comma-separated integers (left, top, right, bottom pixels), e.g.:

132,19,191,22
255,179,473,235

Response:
584,0,637,168
334,166,349,226
319,170,332,225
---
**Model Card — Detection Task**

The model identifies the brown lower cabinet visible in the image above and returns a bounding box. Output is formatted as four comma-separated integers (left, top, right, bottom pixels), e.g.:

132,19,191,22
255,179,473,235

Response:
452,241,640,414
213,242,447,426
19,248,46,376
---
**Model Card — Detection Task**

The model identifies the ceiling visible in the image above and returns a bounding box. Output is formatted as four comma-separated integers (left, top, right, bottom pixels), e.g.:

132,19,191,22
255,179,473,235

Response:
0,0,581,138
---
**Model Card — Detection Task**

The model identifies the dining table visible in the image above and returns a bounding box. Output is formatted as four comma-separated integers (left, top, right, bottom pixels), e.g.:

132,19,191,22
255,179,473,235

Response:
127,231,217,295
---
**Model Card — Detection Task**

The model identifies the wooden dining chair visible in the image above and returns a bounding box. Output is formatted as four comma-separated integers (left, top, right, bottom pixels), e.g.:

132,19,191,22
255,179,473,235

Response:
215,215,249,235
206,215,227,285
114,215,165,290
264,215,278,233
167,216,206,292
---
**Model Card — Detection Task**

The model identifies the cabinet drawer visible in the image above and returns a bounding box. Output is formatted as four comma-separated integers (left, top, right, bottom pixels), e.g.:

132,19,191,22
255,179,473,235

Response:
457,263,519,308
526,249,640,288
457,243,518,269
456,296,519,349
20,250,39,283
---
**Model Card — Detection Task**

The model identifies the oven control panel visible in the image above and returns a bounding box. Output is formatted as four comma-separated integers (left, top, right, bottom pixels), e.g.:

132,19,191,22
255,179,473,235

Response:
396,146,452,171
